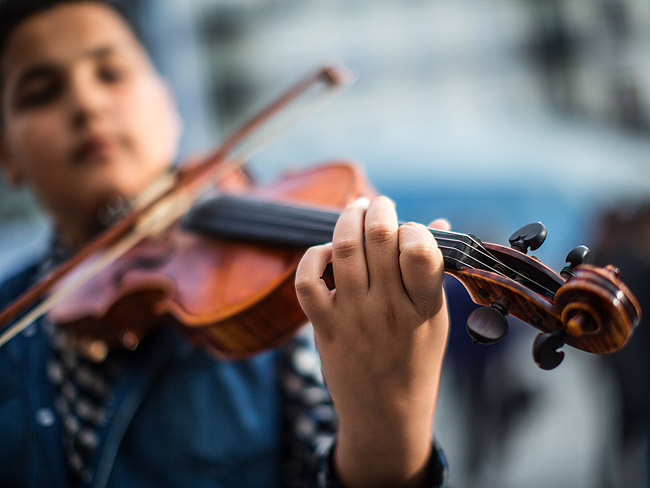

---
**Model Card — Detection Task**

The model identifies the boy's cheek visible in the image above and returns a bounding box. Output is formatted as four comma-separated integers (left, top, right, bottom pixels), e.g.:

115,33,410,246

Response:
14,125,68,173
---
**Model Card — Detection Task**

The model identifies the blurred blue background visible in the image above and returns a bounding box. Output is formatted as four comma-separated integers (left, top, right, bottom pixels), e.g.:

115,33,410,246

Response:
2,1,650,487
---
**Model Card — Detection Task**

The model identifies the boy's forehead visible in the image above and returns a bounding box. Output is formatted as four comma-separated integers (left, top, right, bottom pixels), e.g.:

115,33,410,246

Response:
2,2,143,79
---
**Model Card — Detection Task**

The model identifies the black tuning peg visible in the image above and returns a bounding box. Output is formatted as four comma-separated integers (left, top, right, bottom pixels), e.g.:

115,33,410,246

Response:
560,245,591,279
466,299,509,344
532,328,567,370
509,222,547,254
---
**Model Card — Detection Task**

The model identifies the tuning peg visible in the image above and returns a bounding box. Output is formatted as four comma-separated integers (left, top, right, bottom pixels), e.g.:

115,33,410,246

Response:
560,245,591,279
509,222,547,254
466,299,509,344
532,328,567,370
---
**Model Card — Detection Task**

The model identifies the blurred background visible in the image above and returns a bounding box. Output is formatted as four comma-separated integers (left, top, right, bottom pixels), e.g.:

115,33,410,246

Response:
2,1,650,487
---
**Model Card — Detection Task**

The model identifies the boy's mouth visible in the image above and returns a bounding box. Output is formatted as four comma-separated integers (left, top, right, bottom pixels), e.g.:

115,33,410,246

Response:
72,136,117,165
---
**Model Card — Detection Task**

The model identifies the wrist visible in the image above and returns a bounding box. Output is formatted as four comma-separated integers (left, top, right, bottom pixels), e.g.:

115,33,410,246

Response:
334,419,433,488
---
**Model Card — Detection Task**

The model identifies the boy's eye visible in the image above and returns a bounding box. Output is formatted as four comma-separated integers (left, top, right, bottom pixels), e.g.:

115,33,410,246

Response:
17,80,61,108
98,65,125,83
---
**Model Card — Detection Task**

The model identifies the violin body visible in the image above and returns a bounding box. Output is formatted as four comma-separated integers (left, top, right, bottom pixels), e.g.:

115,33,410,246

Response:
48,163,372,358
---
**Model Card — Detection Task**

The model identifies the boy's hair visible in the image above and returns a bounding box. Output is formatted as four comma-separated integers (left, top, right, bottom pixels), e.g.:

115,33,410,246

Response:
0,0,141,128
0,0,140,56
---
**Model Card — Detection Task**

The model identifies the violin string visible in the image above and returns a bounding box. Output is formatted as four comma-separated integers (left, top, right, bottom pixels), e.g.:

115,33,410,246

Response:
211,196,472,243
195,207,493,274
433,232,557,296
208,205,492,279
212,196,557,296
219,198,547,289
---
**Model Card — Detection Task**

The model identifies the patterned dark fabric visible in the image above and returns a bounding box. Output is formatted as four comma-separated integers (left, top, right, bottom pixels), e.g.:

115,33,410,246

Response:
46,322,120,485
278,327,337,487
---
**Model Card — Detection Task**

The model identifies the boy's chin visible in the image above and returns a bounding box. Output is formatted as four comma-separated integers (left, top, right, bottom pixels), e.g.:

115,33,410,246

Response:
88,164,168,199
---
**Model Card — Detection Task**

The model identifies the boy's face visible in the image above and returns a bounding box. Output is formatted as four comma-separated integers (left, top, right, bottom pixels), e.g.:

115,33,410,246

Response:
0,2,181,236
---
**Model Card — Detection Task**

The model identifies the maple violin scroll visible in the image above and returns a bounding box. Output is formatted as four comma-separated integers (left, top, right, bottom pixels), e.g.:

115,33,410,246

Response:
447,226,641,369
554,264,640,353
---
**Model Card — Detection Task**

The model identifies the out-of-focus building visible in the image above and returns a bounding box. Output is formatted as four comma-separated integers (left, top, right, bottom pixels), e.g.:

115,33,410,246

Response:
1,1,650,486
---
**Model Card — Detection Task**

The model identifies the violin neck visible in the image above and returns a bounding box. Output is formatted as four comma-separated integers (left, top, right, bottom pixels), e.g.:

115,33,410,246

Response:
183,194,484,272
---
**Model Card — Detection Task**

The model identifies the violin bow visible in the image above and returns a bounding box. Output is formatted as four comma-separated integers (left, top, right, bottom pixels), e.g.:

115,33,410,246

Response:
0,65,355,347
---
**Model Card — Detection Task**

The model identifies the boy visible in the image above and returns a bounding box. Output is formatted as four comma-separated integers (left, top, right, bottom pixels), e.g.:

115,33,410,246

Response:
0,1,450,487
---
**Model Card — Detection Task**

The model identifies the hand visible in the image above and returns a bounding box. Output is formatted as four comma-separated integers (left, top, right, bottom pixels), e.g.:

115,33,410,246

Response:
295,196,449,488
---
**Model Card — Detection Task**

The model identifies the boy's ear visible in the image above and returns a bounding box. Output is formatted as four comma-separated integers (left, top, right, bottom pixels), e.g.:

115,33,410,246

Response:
0,136,24,186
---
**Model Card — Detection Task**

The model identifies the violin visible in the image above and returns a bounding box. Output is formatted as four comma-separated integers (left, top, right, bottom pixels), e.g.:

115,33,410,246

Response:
0,66,641,371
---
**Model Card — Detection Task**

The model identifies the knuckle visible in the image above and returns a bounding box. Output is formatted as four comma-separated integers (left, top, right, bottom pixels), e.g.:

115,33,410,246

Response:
400,241,438,263
332,237,360,260
294,276,320,299
366,223,395,245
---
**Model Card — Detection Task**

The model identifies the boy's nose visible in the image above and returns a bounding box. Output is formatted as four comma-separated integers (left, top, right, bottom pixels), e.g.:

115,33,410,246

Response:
67,76,110,129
